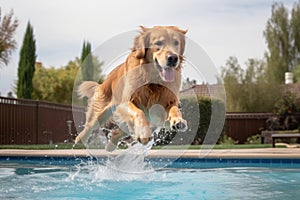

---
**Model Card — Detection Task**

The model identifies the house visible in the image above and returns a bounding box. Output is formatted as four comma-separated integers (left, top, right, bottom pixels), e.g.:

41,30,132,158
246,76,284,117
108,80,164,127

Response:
180,83,300,98
180,84,225,98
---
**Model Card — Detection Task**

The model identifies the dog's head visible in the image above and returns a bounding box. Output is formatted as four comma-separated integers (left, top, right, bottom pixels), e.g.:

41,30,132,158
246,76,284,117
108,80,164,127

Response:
132,26,187,82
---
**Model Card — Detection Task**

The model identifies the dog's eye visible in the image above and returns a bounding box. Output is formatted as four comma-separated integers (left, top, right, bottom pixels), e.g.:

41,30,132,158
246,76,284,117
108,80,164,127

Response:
155,41,163,46
174,40,179,46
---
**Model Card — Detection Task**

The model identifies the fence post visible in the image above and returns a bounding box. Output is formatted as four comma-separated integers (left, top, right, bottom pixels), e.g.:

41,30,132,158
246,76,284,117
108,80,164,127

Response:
35,101,39,144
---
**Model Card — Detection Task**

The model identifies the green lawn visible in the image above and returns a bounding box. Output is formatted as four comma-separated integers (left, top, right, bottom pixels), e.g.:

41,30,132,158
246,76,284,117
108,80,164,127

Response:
0,143,85,150
0,143,273,150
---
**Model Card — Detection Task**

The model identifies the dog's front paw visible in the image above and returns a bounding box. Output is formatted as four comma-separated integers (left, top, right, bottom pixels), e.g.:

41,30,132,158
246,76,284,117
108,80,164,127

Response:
135,126,152,145
170,117,188,132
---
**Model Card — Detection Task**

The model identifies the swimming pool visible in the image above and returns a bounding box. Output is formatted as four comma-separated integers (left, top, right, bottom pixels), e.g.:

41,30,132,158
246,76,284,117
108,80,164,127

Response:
1,156,300,200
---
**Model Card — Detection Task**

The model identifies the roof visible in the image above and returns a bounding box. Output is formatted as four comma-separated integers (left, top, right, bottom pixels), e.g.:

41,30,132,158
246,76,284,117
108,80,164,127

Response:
181,83,300,98
180,84,225,98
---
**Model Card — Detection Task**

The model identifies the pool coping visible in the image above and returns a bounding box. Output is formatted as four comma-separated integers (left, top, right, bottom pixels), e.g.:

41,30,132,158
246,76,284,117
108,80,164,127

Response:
1,148,300,159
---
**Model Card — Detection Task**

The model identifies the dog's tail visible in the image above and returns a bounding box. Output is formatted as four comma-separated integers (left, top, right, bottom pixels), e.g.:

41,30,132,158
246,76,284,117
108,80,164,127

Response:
77,81,99,99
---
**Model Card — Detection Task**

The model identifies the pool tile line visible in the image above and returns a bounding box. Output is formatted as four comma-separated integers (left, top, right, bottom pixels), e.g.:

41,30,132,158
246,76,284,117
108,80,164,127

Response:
0,148,300,159
1,155,300,169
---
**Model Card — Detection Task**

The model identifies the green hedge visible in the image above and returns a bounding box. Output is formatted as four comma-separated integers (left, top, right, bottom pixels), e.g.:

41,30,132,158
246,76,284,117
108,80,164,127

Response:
154,96,225,145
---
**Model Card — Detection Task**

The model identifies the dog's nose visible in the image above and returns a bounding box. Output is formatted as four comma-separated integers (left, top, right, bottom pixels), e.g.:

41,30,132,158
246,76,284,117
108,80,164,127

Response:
167,54,178,67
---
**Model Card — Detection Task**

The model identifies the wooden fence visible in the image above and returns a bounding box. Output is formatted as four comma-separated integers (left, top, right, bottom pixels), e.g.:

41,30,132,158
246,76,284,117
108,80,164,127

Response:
0,96,85,145
0,96,271,145
225,113,272,143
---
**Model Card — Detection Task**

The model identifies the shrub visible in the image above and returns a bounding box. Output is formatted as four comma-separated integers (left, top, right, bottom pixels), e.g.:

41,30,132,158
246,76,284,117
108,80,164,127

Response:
155,96,226,146
274,91,300,115
219,134,237,145
245,134,261,144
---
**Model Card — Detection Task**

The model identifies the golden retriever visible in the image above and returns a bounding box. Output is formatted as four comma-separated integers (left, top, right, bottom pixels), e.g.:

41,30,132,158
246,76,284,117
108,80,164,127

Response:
75,26,188,150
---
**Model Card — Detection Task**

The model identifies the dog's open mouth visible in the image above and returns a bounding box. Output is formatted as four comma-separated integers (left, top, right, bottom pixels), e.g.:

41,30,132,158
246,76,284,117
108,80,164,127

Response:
155,58,175,82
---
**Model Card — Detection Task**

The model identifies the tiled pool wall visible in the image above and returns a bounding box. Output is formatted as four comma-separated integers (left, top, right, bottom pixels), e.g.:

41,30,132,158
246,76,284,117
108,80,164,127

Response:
1,156,300,169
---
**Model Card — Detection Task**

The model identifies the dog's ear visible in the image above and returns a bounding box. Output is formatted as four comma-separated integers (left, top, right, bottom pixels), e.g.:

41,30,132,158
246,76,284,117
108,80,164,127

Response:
167,26,188,35
177,28,187,55
179,33,186,55
132,26,149,59
140,25,150,33
178,28,188,35
133,35,145,59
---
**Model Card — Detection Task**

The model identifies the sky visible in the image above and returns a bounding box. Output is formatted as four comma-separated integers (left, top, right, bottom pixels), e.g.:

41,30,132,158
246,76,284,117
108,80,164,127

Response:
0,0,296,96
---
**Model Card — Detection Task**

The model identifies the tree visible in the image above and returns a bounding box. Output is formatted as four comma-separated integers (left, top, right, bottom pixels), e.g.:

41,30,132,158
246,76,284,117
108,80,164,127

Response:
7,91,13,98
243,59,266,84
80,40,104,83
182,77,197,90
32,56,103,104
80,41,94,81
0,8,18,67
291,1,300,68
264,1,300,82
17,22,36,99
264,2,290,84
32,59,80,104
221,57,244,111
292,64,300,83
93,56,104,83
221,57,281,112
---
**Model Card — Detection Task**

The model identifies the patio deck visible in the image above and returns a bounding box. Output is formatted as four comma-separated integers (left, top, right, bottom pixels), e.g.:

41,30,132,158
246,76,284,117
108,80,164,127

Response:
0,148,300,159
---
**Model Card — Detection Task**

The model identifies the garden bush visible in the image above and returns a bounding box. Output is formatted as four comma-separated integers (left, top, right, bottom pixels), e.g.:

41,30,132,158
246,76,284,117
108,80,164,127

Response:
155,95,225,146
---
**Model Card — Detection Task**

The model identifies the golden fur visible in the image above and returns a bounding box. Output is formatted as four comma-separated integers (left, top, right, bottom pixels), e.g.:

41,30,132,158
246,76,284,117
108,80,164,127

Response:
76,26,188,151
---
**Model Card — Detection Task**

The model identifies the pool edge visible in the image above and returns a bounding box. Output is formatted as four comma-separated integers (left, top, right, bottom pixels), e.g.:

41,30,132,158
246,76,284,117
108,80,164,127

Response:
0,148,300,159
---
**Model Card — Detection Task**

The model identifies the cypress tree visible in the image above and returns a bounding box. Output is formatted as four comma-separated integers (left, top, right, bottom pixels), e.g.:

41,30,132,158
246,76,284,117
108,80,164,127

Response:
80,40,93,81
17,22,36,99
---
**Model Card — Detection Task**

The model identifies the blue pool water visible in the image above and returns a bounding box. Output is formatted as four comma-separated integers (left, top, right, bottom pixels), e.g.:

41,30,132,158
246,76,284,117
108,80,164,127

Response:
1,156,300,200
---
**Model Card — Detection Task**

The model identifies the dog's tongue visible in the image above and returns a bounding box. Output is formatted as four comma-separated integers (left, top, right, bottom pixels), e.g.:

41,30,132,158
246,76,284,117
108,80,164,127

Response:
162,68,175,82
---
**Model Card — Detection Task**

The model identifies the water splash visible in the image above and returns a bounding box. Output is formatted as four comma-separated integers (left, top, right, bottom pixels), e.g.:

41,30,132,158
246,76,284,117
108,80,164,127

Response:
106,140,154,174
69,139,155,182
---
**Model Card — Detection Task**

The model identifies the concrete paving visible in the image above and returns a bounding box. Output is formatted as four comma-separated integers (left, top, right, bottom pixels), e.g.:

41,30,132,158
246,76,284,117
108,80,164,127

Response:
1,148,300,159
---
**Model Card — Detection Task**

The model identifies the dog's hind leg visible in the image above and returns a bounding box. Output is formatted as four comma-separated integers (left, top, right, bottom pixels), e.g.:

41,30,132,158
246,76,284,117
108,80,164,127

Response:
105,128,128,152
114,102,152,144
75,101,113,144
